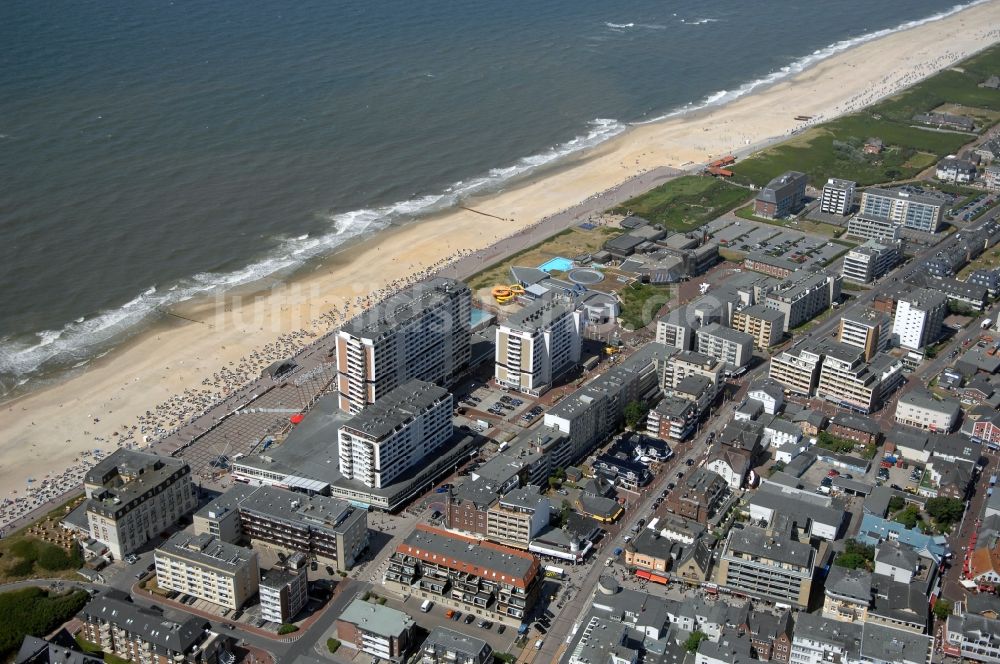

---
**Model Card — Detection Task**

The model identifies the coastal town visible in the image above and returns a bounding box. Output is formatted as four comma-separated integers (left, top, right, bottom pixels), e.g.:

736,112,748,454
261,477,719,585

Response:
11,16,1000,664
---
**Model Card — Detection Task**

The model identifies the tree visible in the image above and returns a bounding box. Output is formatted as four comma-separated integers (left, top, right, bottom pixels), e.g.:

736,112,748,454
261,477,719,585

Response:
888,496,905,512
925,498,965,526
327,638,341,654
933,599,954,622
624,401,649,430
278,623,299,635
894,505,921,529
684,631,708,653
835,539,876,570
768,461,786,476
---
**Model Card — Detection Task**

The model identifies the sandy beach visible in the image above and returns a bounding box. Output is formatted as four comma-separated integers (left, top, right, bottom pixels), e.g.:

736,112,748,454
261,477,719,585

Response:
2,1,1000,523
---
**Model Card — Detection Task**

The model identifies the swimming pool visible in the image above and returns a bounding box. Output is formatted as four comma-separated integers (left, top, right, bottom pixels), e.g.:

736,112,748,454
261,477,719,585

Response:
470,307,493,328
538,257,573,272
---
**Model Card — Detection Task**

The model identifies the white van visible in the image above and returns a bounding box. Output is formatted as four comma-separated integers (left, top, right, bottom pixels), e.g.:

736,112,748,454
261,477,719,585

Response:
420,600,433,613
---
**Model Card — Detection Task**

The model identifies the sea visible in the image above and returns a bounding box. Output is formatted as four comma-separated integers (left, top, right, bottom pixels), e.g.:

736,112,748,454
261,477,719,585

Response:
0,0,985,397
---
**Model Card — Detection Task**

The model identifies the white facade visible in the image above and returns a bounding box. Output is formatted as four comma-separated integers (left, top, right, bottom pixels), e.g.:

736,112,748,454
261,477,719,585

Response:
821,178,855,216
495,298,583,395
84,450,197,561
842,240,899,284
338,381,452,489
260,568,308,624
706,457,746,490
893,291,947,350
696,323,753,370
748,386,783,415
894,393,959,432
335,278,471,413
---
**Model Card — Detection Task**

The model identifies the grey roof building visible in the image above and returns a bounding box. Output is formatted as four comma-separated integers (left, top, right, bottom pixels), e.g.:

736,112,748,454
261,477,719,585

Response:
421,627,492,664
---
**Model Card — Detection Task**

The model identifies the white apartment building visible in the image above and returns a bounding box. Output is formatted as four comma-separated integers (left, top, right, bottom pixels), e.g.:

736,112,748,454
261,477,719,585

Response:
495,296,582,395
860,187,945,233
815,342,903,414
838,308,892,361
821,178,856,215
842,240,900,284
335,277,470,413
696,323,754,370
259,565,308,624
338,380,452,488
894,389,961,432
154,532,259,610
847,214,903,243
893,288,949,350
84,449,197,560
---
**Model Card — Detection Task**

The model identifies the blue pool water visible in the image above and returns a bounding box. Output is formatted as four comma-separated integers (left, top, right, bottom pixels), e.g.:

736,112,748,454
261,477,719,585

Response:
539,257,574,273
470,308,493,327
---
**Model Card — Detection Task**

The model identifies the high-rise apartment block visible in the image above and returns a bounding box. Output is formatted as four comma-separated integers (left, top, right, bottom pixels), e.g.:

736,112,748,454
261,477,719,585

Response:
838,308,892,361
495,296,582,395
335,277,470,413
892,288,948,350
338,380,452,488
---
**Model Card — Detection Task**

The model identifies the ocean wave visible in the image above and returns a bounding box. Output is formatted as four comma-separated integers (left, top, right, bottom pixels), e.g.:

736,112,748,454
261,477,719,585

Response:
636,0,989,125
681,18,719,26
605,22,635,29
0,118,626,385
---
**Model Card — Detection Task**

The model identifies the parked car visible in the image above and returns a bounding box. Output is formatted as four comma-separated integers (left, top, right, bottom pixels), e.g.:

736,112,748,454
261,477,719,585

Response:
464,614,475,624
497,625,506,634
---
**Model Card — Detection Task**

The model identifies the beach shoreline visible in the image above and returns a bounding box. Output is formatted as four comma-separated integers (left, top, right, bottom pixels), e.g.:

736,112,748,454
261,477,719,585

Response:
2,0,999,526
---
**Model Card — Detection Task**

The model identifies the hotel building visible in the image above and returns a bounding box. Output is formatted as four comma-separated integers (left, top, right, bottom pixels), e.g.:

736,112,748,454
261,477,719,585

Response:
84,449,197,560
754,172,807,219
495,296,582,396
338,380,452,489
696,323,754,370
768,341,828,396
815,342,904,414
259,564,308,624
335,277,470,413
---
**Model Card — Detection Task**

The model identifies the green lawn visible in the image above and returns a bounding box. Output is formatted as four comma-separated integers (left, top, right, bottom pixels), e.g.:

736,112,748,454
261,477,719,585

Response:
612,175,752,230
618,283,673,330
